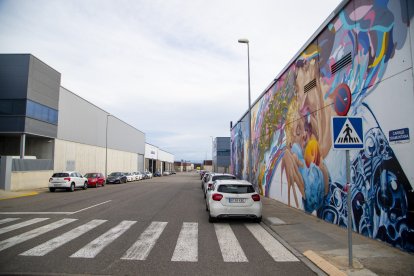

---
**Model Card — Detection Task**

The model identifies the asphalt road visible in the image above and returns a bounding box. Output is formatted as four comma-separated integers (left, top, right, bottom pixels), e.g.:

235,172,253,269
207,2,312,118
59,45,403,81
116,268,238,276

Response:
0,173,315,275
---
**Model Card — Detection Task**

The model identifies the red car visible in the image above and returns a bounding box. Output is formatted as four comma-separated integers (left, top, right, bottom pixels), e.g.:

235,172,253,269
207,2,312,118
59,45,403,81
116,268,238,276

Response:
84,173,106,188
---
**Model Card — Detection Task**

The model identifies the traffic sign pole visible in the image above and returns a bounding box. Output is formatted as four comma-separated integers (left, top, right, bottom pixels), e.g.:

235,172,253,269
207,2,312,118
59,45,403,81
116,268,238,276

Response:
346,149,353,268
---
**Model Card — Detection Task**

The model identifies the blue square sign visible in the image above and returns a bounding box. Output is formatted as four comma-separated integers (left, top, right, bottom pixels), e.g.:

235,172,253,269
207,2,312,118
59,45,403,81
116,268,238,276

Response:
332,116,364,150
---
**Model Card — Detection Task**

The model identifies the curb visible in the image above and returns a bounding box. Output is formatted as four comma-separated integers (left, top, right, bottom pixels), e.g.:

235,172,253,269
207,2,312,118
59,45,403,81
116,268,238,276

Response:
303,250,347,276
260,221,328,276
0,191,39,201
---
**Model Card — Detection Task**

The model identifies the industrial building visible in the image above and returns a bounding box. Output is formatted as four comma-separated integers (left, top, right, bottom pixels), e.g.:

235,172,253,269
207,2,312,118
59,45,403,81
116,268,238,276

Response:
212,137,230,173
231,0,414,252
0,54,173,190
144,143,174,174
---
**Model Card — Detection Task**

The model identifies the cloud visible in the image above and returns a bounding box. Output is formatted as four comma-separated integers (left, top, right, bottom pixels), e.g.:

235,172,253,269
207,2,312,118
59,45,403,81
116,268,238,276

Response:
0,0,342,160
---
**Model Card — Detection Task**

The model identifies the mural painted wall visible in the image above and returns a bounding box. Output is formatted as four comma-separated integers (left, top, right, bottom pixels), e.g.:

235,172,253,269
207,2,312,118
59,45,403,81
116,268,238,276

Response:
231,0,414,252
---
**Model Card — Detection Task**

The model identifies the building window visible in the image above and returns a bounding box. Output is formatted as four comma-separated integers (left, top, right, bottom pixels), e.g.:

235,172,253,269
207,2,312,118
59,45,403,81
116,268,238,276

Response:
26,100,58,125
0,99,26,115
217,150,230,156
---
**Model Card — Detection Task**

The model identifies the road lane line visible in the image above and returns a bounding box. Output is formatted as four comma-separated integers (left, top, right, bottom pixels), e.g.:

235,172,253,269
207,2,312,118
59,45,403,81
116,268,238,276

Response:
70,200,112,214
0,212,72,215
20,219,107,256
0,218,20,225
71,220,137,258
0,200,112,215
0,218,49,235
245,223,298,262
0,218,77,252
171,222,198,262
214,223,248,262
121,221,168,260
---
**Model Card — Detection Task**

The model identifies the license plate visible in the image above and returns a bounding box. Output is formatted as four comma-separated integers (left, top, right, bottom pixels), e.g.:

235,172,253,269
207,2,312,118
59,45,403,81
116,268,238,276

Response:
229,198,246,203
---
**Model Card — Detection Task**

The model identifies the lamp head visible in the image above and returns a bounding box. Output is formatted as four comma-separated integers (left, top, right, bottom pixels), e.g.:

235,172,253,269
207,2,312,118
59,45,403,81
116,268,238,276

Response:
238,38,249,44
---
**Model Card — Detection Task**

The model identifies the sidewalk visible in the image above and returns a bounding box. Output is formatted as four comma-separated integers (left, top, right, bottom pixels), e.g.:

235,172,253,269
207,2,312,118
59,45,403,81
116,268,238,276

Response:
261,197,414,276
0,188,47,200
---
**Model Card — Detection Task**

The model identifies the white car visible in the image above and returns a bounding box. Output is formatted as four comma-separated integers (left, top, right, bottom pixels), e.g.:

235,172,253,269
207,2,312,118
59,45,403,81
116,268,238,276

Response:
48,171,88,192
144,171,153,179
206,179,262,223
125,172,135,182
135,172,143,180
203,173,236,198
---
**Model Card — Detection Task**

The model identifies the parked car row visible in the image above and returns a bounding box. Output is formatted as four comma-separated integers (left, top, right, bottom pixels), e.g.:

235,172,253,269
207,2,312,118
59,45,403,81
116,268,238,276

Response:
152,170,176,177
48,170,155,192
200,171,262,223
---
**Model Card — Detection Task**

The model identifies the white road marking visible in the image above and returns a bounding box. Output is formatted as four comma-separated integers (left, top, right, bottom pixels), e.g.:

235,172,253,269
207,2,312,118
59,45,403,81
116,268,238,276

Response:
0,200,112,215
70,200,112,214
0,218,49,235
214,223,248,262
245,223,298,262
171,222,198,262
0,218,20,225
0,212,72,215
20,219,107,256
121,221,168,260
0,218,77,252
71,220,137,258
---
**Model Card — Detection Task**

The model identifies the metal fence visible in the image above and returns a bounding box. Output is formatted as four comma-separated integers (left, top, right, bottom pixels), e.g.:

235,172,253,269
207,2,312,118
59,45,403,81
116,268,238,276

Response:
12,159,53,171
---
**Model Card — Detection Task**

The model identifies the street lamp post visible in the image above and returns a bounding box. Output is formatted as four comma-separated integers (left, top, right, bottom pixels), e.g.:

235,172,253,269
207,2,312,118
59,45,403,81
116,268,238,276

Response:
105,114,111,179
238,38,253,183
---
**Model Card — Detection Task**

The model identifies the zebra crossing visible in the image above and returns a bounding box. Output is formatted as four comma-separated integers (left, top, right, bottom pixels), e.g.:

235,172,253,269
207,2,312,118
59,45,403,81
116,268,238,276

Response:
0,217,299,263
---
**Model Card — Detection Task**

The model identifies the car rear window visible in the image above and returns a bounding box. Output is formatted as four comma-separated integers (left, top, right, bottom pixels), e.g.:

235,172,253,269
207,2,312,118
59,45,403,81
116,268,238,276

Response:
52,173,69,177
218,184,255,194
85,173,98,178
212,175,236,181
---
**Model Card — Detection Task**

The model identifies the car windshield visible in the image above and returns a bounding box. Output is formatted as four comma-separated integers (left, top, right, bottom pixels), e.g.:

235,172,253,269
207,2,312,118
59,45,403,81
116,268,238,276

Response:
85,173,98,178
109,172,122,176
218,184,255,194
52,173,69,177
212,175,236,181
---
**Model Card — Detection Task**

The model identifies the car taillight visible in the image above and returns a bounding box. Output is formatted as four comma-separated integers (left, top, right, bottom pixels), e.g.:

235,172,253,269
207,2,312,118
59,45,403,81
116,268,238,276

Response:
252,194,260,201
64,177,71,182
212,193,223,201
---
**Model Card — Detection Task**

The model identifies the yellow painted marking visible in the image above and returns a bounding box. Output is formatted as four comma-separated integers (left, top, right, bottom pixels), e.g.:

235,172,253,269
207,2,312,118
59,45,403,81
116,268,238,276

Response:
303,250,347,276
0,192,38,200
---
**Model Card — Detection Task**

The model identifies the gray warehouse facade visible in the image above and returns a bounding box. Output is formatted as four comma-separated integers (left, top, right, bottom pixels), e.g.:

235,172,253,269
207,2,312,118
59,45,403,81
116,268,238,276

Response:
0,54,169,190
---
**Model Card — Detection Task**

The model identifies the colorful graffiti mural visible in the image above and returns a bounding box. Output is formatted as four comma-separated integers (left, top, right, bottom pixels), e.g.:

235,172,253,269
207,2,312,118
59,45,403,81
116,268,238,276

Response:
231,0,414,252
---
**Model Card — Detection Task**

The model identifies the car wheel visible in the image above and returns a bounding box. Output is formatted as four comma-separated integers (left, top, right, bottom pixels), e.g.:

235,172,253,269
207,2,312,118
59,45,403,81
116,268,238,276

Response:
83,182,88,190
69,183,75,192
208,214,216,223
49,188,55,192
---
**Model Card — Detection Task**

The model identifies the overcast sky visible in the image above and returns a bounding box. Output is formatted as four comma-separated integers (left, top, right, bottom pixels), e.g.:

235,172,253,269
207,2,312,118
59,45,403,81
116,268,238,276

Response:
0,0,342,161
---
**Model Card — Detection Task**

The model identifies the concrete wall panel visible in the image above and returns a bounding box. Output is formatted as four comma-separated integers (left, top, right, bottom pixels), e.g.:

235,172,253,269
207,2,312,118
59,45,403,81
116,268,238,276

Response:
54,139,138,175
11,170,53,191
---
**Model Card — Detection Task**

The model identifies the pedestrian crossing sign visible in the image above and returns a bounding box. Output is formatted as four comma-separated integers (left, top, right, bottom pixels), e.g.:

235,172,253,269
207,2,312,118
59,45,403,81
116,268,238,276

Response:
332,116,364,150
